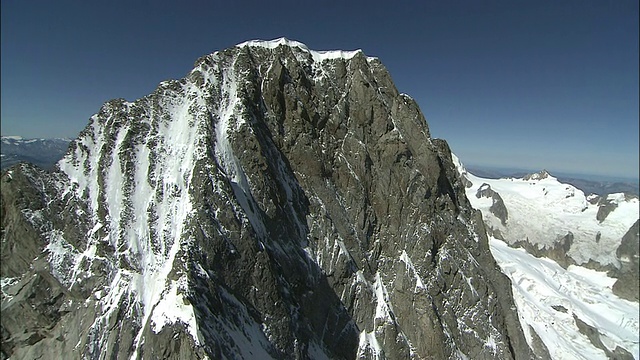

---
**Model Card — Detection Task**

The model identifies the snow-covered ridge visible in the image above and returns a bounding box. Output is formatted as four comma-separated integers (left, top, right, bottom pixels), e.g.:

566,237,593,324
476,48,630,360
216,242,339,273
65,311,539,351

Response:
237,37,374,62
453,153,639,358
1,135,24,141
450,153,467,180
56,78,209,352
1,136,74,148
455,157,639,267
1,136,73,170
2,135,73,142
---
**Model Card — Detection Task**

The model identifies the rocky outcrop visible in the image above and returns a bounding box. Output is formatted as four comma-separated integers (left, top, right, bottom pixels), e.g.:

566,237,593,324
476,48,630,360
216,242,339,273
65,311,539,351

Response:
476,183,508,226
527,325,551,360
573,314,634,360
523,170,550,181
596,197,619,222
1,165,49,279
1,38,532,359
611,220,639,302
512,232,575,269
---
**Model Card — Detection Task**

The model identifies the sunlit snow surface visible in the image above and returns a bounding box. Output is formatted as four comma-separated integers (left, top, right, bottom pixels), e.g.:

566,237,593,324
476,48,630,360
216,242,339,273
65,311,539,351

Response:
490,237,639,359
451,154,639,268
450,154,639,359
471,172,637,266
57,77,207,356
237,37,374,62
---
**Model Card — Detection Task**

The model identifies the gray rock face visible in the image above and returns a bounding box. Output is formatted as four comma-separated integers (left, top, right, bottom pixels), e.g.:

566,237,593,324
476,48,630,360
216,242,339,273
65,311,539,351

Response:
1,39,532,359
527,325,551,360
596,197,619,222
612,220,639,302
476,183,508,226
573,314,634,360
512,231,575,269
522,170,550,181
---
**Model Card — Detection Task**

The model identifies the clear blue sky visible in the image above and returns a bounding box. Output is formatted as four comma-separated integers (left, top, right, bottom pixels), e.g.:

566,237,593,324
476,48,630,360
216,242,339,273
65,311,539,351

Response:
2,0,638,179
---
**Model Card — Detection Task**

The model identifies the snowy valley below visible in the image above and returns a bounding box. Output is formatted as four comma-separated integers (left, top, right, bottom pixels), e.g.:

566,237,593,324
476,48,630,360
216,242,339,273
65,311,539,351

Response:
454,154,639,359
490,237,638,360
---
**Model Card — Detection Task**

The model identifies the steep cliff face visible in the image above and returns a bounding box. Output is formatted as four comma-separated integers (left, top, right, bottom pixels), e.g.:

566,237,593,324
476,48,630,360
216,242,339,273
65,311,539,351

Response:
1,38,532,359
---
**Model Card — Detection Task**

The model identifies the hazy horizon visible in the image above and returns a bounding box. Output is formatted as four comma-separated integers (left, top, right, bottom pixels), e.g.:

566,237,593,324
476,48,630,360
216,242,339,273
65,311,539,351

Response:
465,162,640,183
2,1,638,179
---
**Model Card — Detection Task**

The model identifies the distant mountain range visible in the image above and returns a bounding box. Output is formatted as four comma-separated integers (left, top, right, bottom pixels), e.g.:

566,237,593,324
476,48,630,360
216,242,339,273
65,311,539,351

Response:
467,166,639,197
1,136,71,170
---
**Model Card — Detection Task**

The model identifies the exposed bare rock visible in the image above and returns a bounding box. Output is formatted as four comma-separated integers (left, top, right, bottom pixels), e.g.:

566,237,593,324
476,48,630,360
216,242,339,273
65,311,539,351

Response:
1,38,532,359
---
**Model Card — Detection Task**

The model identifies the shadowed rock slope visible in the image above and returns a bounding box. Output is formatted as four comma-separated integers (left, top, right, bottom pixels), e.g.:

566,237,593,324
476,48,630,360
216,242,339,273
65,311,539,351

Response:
1,38,533,359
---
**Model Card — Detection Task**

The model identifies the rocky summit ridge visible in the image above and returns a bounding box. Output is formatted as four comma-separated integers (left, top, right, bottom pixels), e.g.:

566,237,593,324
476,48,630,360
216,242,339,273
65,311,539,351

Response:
1,38,533,359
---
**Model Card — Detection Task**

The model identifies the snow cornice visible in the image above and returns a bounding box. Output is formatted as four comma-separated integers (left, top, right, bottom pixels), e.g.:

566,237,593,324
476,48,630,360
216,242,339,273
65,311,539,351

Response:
236,37,376,62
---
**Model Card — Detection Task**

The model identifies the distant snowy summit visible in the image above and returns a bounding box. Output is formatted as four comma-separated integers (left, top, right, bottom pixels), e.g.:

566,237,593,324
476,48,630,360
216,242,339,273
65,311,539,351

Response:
452,153,639,299
1,135,72,144
1,136,72,170
522,169,550,181
2,135,25,141
453,154,639,359
467,165,639,197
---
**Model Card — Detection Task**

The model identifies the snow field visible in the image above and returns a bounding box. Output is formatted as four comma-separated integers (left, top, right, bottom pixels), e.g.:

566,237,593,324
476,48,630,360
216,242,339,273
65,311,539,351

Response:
490,237,639,359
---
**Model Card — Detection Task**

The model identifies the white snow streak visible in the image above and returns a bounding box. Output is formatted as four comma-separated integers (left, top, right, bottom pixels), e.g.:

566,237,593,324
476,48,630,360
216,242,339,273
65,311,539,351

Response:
358,330,383,359
213,61,267,238
399,250,426,290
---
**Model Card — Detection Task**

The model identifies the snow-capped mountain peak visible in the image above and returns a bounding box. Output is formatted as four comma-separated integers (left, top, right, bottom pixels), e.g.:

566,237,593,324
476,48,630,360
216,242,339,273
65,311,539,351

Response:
237,37,371,62
1,41,532,359
522,169,552,181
